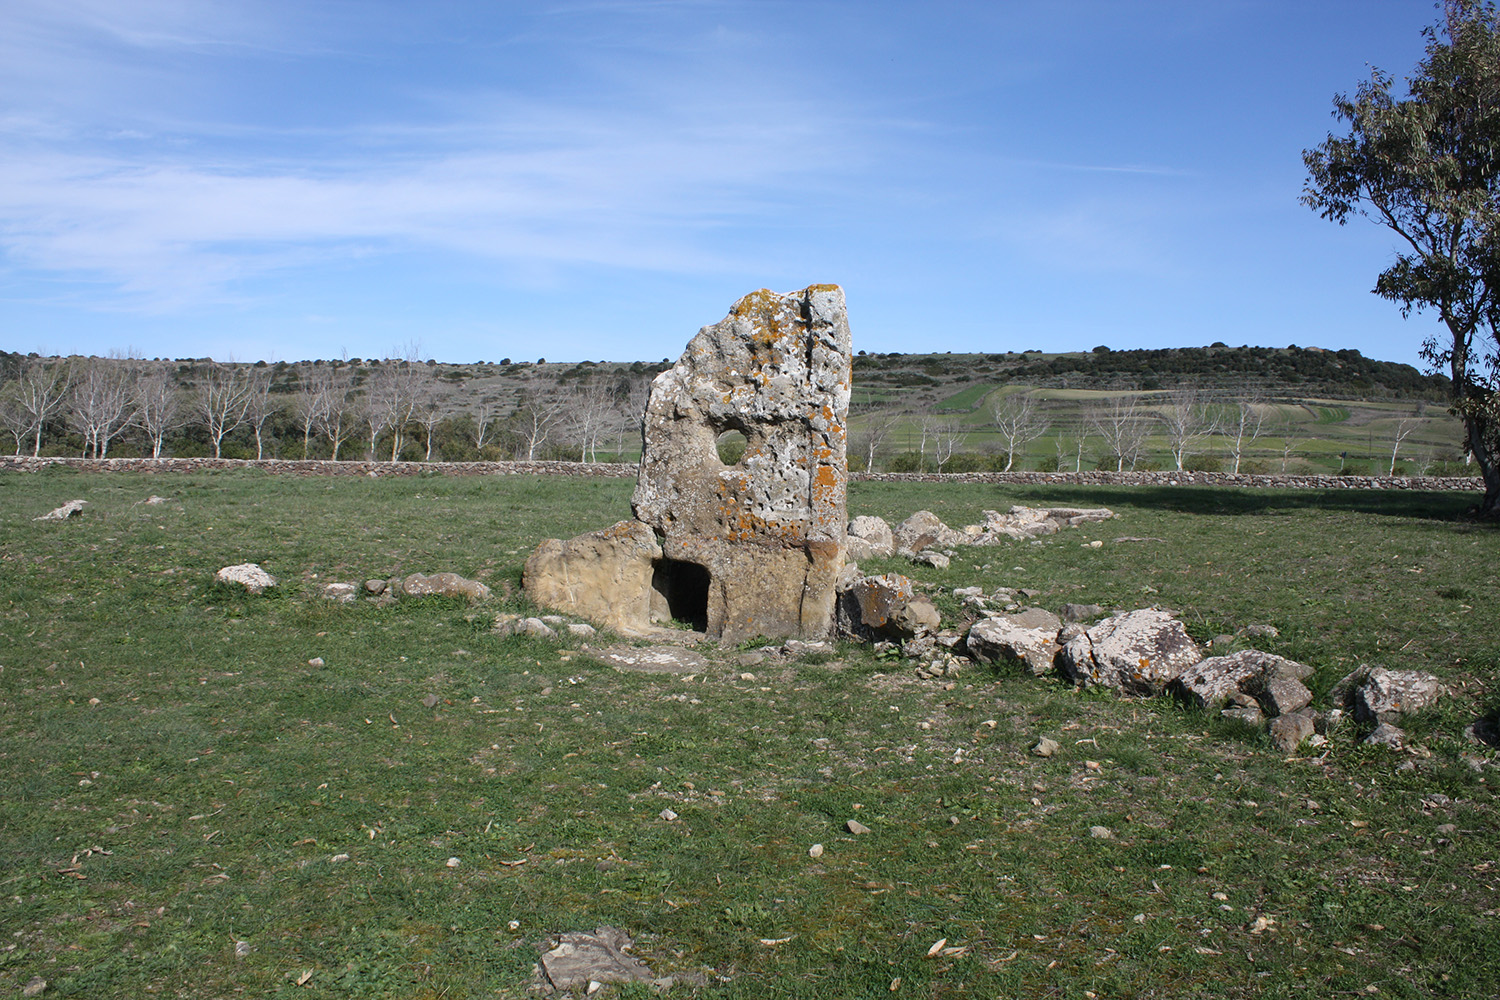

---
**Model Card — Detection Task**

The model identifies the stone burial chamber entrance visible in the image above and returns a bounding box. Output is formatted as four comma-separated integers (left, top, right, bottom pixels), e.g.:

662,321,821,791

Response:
523,284,852,644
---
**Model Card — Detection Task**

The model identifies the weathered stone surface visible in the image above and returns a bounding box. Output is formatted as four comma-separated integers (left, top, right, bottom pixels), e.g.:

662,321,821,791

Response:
892,511,967,555
1056,610,1202,696
966,610,1062,676
539,926,654,990
847,516,894,557
524,521,663,634
628,285,851,643
1170,650,1312,709
35,499,87,521
215,563,277,594
1270,713,1315,753
1254,674,1313,717
402,571,491,602
912,550,950,570
837,573,939,640
1352,667,1444,724
364,578,386,595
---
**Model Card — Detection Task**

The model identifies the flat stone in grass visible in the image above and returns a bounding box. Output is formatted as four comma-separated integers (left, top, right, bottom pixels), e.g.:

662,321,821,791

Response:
595,645,711,675
34,499,87,521
539,926,654,990
402,571,491,602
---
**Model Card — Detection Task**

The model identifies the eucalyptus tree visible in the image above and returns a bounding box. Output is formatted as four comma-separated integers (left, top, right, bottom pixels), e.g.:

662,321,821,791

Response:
1303,0,1500,513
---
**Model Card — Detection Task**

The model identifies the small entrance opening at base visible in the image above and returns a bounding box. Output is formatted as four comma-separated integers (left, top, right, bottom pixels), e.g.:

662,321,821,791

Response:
651,559,710,633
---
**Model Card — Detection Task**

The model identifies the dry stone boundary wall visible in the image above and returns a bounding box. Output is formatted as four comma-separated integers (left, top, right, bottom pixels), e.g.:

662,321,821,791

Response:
0,455,1482,492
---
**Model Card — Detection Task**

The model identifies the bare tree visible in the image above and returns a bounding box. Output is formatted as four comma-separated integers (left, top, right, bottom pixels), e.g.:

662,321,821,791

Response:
70,356,136,458
1156,389,1217,471
1278,418,1303,472
991,393,1049,472
853,409,900,472
319,369,356,460
0,381,26,455
15,358,72,457
471,397,496,455
418,396,443,461
927,419,968,472
244,367,277,460
1227,396,1269,474
563,378,616,462
295,367,332,459
1390,415,1420,474
134,362,182,459
1088,395,1148,472
515,391,565,460
196,362,252,459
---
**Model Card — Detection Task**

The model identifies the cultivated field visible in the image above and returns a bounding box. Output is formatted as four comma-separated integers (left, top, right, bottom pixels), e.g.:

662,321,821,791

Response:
1,469,1496,998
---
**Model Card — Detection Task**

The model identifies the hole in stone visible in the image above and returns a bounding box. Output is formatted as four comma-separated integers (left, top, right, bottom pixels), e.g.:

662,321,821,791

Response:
651,559,710,632
716,429,747,466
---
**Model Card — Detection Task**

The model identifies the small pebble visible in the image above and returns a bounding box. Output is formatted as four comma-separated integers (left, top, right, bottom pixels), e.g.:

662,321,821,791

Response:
1089,826,1113,839
808,843,824,858
308,657,324,667
445,857,460,868
659,808,679,822
846,819,871,835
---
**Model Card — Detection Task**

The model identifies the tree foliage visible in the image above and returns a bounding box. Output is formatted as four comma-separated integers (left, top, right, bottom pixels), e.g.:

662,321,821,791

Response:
1303,0,1500,512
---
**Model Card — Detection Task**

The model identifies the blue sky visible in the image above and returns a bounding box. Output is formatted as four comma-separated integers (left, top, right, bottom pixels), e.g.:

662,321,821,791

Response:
0,0,1452,367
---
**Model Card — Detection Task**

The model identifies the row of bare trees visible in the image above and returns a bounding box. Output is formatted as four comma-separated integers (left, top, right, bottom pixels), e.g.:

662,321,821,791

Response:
853,389,1427,474
1,354,656,463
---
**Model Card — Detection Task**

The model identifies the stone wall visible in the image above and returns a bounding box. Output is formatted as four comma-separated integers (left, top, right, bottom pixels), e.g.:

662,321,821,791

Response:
0,455,1483,492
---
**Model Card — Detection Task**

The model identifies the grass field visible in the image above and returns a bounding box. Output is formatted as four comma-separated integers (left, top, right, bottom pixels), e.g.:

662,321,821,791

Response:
1,469,1497,998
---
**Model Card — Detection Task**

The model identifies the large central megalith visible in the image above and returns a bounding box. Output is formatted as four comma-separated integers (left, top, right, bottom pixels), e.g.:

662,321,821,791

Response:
522,284,851,644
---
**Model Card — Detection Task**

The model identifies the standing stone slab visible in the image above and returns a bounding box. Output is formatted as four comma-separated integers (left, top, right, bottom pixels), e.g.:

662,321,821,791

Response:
523,285,852,645
632,285,851,644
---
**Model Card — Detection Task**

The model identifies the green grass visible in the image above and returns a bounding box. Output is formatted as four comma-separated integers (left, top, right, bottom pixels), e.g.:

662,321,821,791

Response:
1,469,1497,997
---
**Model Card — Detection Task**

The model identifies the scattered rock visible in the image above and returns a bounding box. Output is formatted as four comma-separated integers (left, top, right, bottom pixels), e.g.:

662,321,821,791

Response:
1033,737,1061,757
215,563,277,594
402,571,491,602
1089,826,1113,839
783,639,835,659
567,623,598,639
321,582,358,603
307,657,324,667
658,809,678,822
1351,667,1444,725
234,941,252,959
1056,610,1202,696
1250,674,1313,718
517,618,558,639
912,550,950,570
364,579,387,595
422,693,440,709
808,843,824,858
1059,603,1106,622
1239,624,1280,639
838,573,940,640
34,500,86,521
893,511,967,556
22,977,46,997
1269,714,1315,753
846,819,871,835
965,610,1062,676
847,516,895,559
1171,650,1312,710
1364,722,1406,748
539,927,655,991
